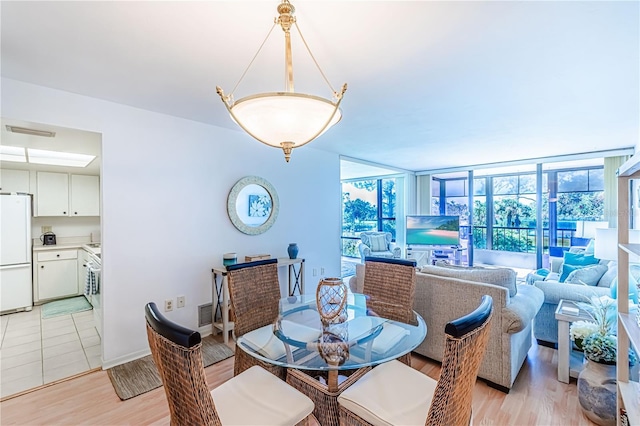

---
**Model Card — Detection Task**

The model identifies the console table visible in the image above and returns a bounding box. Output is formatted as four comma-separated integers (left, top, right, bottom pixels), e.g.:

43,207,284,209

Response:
407,247,466,267
278,257,305,296
212,257,305,343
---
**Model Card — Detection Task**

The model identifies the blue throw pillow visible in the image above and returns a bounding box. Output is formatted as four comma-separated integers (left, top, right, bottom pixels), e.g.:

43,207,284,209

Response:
611,275,640,304
535,268,550,277
563,251,600,267
560,264,585,282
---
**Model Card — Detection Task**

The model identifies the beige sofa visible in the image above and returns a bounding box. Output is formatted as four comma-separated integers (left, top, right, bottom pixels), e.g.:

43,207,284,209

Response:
349,263,544,392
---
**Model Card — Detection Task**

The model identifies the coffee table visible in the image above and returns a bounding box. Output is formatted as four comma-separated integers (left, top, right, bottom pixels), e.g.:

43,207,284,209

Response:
555,299,592,383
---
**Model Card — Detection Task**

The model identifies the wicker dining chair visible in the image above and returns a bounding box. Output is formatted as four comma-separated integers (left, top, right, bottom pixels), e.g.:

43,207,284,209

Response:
362,256,417,365
337,295,494,426
144,302,315,426
286,257,418,426
226,258,287,380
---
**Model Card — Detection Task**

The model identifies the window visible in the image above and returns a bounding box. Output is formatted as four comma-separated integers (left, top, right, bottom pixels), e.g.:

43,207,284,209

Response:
341,178,397,257
437,165,604,257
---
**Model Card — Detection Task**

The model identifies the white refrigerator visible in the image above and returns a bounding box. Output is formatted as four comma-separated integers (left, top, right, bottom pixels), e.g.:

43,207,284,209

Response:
1,194,33,313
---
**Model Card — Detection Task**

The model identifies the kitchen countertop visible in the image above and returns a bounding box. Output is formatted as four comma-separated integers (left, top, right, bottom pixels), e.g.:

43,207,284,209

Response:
33,243,86,251
33,241,101,255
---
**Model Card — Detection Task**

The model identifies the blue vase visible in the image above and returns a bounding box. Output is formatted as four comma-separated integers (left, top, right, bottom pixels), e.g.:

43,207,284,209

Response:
287,243,299,259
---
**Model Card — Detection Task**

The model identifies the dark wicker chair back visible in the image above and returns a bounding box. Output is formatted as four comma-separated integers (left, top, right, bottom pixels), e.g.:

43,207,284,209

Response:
362,257,417,366
226,258,286,379
363,257,417,324
144,302,221,426
425,295,494,426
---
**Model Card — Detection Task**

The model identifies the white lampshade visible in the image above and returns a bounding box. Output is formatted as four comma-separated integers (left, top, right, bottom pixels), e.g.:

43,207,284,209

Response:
595,228,640,261
576,221,610,239
230,93,342,148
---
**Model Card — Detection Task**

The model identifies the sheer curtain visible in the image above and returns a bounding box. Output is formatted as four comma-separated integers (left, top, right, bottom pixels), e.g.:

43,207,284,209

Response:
604,155,629,227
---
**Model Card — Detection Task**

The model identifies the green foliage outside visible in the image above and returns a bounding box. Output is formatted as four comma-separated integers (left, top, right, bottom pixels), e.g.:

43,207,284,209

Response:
458,191,602,253
342,238,359,258
556,192,604,220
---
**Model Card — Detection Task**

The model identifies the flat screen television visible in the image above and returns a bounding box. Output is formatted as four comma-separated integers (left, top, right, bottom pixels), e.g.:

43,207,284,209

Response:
406,215,460,246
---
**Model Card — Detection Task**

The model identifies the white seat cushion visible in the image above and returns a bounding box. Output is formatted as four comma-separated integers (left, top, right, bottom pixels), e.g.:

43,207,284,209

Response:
242,321,320,359
346,317,409,354
371,323,410,355
347,316,386,340
338,360,436,426
212,365,314,425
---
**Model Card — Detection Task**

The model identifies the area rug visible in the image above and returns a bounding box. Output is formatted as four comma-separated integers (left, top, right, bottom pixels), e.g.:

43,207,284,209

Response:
107,336,234,400
41,296,92,319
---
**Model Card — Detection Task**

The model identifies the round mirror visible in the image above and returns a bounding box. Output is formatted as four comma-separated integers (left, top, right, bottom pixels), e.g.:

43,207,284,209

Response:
227,176,279,235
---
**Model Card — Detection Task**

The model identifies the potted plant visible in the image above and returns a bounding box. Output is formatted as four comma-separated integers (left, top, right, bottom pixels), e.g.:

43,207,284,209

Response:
569,295,638,426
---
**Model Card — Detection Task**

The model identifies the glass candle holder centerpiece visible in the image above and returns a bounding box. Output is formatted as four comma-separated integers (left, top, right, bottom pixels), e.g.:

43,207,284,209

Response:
316,277,348,325
318,327,349,366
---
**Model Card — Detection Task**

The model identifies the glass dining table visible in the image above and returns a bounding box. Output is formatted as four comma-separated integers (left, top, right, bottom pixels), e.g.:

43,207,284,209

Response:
235,292,427,392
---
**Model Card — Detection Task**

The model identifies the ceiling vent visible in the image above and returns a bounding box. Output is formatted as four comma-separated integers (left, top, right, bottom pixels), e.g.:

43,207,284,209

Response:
5,125,56,138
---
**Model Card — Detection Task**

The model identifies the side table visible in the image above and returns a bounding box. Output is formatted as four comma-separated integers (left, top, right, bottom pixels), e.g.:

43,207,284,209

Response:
211,257,305,343
212,266,234,344
277,257,305,296
555,299,592,383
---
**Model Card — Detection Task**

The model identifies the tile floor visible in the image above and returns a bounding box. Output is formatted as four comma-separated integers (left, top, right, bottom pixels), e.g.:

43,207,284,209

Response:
0,305,101,398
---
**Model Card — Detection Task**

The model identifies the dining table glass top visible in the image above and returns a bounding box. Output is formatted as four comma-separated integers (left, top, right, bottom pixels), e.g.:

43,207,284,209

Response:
235,293,427,371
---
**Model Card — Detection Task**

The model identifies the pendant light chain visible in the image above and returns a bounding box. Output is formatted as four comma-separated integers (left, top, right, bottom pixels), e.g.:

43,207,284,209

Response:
294,21,341,99
229,22,278,98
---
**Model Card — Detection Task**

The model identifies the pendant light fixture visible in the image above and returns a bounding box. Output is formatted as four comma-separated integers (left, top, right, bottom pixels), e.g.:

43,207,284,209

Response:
216,0,347,162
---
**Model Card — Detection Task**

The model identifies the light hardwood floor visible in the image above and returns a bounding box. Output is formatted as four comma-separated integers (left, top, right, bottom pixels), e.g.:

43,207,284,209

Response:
0,336,596,426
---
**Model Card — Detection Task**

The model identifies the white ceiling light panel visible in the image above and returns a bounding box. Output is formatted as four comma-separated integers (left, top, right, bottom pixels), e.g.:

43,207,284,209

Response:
27,148,95,167
0,145,27,162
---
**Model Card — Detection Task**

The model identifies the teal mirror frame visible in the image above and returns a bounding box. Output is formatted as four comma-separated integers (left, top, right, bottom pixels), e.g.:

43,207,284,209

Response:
227,176,279,235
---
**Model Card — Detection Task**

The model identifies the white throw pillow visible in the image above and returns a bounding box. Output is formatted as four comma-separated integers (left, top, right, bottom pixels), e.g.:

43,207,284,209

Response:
369,235,388,252
565,264,608,286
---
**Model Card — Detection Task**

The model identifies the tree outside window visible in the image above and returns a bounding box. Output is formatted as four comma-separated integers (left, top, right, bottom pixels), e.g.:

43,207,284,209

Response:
342,179,397,257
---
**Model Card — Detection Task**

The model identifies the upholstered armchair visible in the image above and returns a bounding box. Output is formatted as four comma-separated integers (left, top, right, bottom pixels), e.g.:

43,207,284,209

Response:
357,231,401,261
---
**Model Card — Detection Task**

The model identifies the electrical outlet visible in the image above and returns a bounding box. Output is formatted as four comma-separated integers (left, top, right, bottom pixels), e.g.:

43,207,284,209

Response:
165,299,173,312
41,225,52,233
313,268,317,276
177,296,185,308
320,267,325,275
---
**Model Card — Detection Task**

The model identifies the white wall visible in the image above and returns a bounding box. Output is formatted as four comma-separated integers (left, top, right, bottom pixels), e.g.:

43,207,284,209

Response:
31,216,100,242
2,78,342,367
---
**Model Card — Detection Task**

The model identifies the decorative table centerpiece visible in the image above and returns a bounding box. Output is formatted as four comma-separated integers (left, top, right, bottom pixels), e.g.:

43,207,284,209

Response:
315,278,349,366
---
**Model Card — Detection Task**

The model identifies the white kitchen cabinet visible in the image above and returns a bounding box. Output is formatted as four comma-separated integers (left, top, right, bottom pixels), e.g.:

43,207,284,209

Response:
0,169,30,193
35,172,99,217
70,175,99,216
34,249,78,303
36,172,69,216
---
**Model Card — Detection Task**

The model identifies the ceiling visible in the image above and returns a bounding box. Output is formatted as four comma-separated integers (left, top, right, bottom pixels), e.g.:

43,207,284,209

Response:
1,118,102,174
1,1,638,174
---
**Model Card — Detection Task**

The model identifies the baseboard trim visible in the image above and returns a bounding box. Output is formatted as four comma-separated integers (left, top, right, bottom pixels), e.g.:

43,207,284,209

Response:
102,329,215,369
536,339,557,349
485,380,511,394
102,348,150,370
